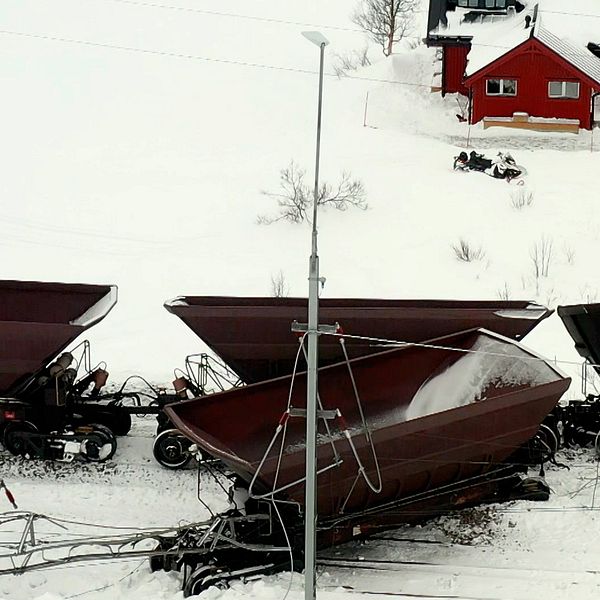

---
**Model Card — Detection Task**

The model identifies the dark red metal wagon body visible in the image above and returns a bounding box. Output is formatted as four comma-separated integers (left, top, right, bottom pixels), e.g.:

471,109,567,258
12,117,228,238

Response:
166,327,570,539
0,280,117,394
164,296,552,383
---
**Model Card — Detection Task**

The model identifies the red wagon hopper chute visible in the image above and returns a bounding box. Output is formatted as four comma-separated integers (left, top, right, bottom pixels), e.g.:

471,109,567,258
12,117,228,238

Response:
166,328,570,535
0,280,117,395
163,296,552,384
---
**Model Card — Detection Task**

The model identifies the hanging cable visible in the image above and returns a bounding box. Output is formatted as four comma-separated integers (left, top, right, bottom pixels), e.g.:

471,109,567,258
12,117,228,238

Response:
325,330,584,370
337,335,382,494
248,333,307,499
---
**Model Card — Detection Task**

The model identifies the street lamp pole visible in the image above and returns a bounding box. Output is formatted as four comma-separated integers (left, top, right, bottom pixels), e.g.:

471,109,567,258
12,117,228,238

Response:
301,30,328,600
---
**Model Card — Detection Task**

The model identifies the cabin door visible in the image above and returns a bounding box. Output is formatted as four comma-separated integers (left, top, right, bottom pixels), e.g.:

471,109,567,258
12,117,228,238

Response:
594,94,600,126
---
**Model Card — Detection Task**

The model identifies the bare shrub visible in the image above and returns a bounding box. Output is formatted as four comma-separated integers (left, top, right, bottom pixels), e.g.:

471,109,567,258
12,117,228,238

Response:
270,270,289,298
452,238,486,263
332,48,371,78
578,285,598,304
352,0,420,56
258,161,368,225
404,36,420,50
510,189,534,210
496,282,511,301
544,286,559,308
563,244,575,265
530,236,553,279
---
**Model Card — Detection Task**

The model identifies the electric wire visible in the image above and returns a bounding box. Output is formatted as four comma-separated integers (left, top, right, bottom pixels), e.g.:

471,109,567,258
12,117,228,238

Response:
0,28,597,92
325,329,584,369
93,0,600,26
338,336,383,494
0,214,171,247
96,0,365,33
65,560,146,598
247,332,307,500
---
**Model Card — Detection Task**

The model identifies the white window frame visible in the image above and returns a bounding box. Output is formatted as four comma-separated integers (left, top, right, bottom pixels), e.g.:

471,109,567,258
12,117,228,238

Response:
548,81,580,99
486,78,518,96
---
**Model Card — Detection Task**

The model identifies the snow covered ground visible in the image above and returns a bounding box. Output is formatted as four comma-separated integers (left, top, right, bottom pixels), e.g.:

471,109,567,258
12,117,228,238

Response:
2,0,600,598
4,421,600,600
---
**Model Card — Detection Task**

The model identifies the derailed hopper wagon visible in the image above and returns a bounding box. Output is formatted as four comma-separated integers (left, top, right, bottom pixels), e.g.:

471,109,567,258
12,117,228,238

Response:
164,296,552,383
162,327,570,594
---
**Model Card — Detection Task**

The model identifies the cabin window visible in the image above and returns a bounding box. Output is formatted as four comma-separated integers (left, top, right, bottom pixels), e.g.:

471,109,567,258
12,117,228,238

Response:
486,78,517,96
548,81,580,99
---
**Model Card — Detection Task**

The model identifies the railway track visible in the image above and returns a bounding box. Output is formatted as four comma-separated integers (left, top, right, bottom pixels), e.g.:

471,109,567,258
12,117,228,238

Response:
318,556,600,578
316,556,600,600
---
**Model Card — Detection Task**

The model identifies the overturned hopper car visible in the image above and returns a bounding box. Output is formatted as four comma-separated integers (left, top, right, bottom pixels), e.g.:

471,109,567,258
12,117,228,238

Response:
164,296,552,383
166,327,570,546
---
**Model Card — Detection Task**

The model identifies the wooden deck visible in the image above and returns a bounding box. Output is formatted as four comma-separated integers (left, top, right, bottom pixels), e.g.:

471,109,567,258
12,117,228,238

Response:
483,113,580,134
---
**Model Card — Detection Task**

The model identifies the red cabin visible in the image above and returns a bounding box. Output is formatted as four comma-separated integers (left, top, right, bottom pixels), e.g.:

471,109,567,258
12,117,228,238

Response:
426,1,600,130
465,27,600,130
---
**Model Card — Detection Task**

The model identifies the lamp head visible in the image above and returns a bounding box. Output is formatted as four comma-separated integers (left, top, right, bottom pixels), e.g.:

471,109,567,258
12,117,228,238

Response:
302,31,329,47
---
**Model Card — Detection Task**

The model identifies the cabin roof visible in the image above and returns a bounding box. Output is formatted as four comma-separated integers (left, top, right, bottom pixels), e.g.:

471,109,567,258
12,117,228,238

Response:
430,0,600,87
466,0,600,84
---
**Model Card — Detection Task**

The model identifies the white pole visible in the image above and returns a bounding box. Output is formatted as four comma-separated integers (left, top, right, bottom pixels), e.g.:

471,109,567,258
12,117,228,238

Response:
301,30,328,600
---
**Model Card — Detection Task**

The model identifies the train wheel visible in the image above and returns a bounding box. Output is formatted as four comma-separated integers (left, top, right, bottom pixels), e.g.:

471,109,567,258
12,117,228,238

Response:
537,424,559,458
183,565,229,597
153,429,192,469
80,424,117,462
3,421,38,456
527,423,558,465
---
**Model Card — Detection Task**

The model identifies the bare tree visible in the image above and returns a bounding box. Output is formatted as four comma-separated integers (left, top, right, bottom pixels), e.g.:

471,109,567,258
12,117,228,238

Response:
258,161,368,225
352,0,419,56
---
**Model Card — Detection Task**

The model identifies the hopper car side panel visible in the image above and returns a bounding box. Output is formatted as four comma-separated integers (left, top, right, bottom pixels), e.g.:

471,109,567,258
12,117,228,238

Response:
0,323,84,392
558,303,600,373
164,297,552,383
0,280,116,394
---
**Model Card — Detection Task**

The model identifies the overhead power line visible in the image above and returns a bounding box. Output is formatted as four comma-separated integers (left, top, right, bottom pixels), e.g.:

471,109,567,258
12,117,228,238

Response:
0,28,432,88
99,0,600,24
0,24,597,91
97,0,365,33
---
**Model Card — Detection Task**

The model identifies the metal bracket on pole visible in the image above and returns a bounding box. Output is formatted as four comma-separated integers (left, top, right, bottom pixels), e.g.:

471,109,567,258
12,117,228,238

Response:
288,408,338,420
291,321,340,335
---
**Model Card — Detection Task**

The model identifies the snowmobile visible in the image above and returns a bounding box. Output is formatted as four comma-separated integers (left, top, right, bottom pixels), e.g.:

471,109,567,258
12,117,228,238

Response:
453,150,525,182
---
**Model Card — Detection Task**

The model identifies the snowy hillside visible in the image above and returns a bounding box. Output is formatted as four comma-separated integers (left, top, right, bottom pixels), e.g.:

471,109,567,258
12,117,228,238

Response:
2,1,600,599
1,0,598,390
